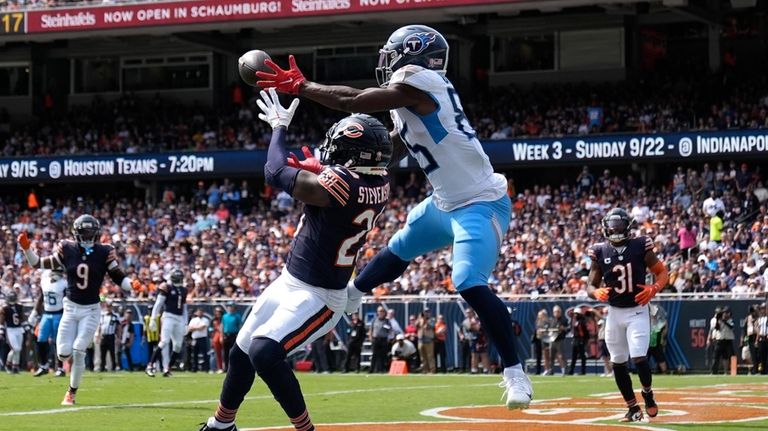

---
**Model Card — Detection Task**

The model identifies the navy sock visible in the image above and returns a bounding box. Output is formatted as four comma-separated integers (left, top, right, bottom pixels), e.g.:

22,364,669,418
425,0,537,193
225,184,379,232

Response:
353,247,410,292
217,345,257,420
249,337,308,420
149,346,161,368
37,342,49,368
634,358,652,390
612,362,637,406
169,351,179,370
459,285,520,367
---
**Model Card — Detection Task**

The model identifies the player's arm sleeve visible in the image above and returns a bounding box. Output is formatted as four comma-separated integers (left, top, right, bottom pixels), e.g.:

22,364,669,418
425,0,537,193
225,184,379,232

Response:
27,241,65,270
389,131,409,167
586,247,603,292
150,291,166,320
644,248,669,289
104,246,131,290
299,80,422,113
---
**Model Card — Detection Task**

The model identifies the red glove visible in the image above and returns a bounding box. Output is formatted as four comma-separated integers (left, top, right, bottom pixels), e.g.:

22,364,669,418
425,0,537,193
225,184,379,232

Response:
635,284,660,306
131,279,144,292
255,55,306,95
593,287,610,302
17,231,31,250
287,146,322,174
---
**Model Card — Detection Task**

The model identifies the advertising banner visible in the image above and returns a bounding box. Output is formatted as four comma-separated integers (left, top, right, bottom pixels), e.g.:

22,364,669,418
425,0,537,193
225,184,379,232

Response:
17,0,514,34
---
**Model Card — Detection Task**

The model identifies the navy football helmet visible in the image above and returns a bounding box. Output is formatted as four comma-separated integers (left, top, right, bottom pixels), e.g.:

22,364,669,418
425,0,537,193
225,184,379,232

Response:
376,24,449,87
170,268,184,286
602,208,635,245
72,214,100,250
319,114,392,172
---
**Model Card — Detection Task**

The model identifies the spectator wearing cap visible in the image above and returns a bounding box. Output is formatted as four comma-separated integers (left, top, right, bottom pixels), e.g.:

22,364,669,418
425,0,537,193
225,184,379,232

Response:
221,302,242,372
568,308,588,375
391,334,417,371
416,308,436,374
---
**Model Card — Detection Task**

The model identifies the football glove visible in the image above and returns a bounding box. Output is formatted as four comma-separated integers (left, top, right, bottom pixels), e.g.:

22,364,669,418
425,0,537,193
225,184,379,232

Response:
22,322,32,333
287,146,322,174
17,231,31,250
148,318,158,333
255,55,306,95
345,283,365,314
635,283,660,306
256,88,300,129
592,287,610,302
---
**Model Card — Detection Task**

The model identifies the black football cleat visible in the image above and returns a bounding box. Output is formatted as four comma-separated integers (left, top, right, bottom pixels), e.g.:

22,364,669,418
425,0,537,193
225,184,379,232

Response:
163,370,173,378
619,405,644,422
33,367,49,377
198,417,238,431
54,368,66,377
642,390,659,418
145,368,156,378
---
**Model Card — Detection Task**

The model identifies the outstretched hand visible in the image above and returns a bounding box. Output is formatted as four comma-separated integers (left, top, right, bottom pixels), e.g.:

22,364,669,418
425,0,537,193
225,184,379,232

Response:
287,146,322,174
592,287,610,302
255,55,306,95
256,88,300,129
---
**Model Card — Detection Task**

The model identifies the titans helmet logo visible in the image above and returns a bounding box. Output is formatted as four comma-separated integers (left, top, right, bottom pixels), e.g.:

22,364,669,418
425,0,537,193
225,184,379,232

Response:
403,32,436,55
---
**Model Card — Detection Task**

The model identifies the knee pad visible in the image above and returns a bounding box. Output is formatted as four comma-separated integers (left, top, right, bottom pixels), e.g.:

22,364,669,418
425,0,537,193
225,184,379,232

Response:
72,349,86,366
58,344,73,361
452,262,480,291
173,345,183,354
248,337,286,374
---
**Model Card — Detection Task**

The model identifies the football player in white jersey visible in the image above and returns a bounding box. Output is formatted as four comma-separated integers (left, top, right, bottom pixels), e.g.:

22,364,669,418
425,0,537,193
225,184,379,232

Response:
256,24,531,408
30,269,68,377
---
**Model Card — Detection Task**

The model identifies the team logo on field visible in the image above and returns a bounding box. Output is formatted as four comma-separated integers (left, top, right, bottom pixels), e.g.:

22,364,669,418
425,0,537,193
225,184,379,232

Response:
403,32,436,55
341,122,365,139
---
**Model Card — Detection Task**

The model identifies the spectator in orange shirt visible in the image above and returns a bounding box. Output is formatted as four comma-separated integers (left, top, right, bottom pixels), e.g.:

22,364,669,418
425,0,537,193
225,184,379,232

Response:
435,314,447,373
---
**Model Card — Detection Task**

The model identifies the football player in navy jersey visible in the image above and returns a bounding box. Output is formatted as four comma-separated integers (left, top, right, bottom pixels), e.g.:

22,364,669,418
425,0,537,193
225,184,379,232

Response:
146,268,188,378
1,291,27,374
587,208,669,423
199,88,392,431
17,215,142,405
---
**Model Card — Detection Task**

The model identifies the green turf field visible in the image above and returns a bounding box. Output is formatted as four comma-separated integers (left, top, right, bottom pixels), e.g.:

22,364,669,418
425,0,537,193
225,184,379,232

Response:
0,371,766,431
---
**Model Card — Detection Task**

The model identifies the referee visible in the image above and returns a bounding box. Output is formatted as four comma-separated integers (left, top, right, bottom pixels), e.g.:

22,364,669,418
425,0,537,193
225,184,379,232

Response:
144,307,160,370
97,301,121,372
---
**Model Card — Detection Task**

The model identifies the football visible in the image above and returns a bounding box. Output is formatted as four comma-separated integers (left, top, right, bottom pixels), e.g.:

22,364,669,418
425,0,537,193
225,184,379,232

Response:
238,49,272,87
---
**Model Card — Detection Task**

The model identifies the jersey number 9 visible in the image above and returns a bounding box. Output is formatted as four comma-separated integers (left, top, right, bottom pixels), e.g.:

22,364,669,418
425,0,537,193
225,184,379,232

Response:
76,263,90,290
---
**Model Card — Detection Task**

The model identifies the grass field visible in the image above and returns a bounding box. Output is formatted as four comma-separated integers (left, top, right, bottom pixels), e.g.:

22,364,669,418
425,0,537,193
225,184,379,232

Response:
0,371,766,431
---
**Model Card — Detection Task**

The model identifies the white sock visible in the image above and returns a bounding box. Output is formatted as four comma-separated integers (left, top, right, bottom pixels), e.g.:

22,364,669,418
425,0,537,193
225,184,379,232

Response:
161,344,170,372
70,350,86,389
209,416,234,428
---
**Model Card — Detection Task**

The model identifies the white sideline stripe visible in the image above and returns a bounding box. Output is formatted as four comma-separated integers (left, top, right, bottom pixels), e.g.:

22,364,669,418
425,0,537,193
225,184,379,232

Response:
243,420,677,431
0,383,497,417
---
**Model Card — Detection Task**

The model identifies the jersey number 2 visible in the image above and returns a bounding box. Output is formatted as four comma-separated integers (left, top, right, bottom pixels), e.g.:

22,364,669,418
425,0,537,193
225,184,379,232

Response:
612,263,634,294
336,209,377,267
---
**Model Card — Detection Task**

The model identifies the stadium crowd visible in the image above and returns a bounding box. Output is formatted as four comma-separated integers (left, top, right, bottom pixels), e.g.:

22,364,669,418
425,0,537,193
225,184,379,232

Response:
0,0,160,11
2,75,768,157
1,160,767,305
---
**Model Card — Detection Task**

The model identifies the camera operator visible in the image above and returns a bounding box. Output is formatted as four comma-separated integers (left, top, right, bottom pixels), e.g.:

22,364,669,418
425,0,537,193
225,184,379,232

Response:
390,334,418,372
712,306,735,374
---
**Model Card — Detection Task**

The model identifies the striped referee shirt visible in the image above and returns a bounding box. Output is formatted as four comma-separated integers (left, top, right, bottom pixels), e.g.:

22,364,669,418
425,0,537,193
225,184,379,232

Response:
758,316,768,337
100,311,120,336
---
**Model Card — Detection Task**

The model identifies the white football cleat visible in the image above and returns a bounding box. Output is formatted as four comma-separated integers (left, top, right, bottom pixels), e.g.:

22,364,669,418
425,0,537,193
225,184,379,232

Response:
500,366,533,410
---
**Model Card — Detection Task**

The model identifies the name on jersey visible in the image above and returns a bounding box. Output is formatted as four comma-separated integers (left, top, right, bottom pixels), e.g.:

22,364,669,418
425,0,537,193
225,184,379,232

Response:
357,183,390,205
